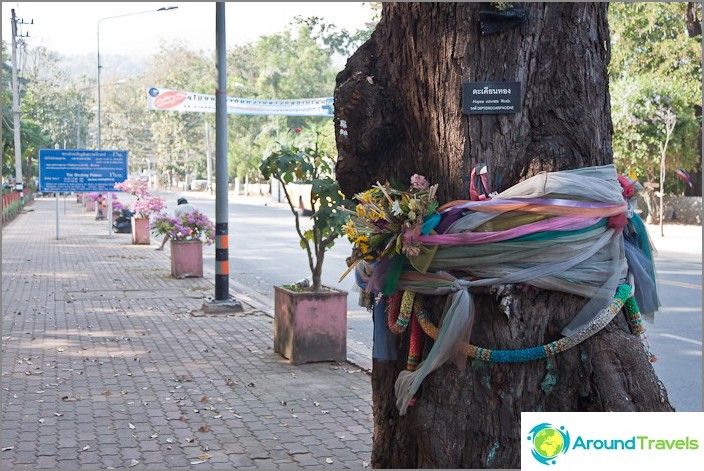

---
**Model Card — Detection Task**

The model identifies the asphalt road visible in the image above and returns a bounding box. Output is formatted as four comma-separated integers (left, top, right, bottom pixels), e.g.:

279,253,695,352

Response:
643,224,702,412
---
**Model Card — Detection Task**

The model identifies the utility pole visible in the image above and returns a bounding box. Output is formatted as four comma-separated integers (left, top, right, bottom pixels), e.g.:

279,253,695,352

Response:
10,9,31,195
205,119,213,195
203,2,242,314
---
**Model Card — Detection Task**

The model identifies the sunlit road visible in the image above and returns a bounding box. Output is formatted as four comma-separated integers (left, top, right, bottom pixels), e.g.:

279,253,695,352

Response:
644,225,702,412
153,191,701,410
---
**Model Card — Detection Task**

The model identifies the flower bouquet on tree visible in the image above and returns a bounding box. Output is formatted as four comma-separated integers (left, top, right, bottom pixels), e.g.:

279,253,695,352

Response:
339,174,440,294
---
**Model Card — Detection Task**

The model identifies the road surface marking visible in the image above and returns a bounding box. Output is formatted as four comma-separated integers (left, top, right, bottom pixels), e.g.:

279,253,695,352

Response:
659,279,702,290
659,333,702,346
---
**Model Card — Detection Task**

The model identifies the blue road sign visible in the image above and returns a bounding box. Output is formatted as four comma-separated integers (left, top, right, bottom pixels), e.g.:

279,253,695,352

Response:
39,149,128,192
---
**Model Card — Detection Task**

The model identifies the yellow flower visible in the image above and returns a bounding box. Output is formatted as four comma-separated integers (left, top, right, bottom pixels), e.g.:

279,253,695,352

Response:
354,234,369,245
368,208,385,221
343,220,358,239
355,234,370,254
356,204,368,218
357,190,375,204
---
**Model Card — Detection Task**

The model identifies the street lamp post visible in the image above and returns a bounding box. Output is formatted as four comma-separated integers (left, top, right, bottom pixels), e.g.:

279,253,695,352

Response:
97,6,177,150
96,5,177,237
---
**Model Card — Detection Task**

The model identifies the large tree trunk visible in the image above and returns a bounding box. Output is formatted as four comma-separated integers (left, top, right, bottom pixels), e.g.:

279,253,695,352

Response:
334,3,673,469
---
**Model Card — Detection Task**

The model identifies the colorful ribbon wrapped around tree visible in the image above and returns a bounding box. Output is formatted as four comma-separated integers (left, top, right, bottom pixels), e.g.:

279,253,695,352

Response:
341,164,660,415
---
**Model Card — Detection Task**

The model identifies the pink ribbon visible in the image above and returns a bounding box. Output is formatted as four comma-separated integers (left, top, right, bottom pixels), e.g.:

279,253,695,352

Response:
405,216,603,246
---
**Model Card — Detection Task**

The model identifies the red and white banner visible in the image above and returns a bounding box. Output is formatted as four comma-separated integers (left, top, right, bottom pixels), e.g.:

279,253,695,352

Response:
146,86,334,117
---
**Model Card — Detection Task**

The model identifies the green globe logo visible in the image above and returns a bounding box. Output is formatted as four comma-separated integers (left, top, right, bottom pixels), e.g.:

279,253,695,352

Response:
527,423,570,465
535,429,564,458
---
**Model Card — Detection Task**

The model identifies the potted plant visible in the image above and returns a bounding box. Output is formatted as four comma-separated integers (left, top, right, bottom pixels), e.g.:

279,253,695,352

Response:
259,130,353,365
114,178,165,245
85,192,99,212
151,210,215,278
111,197,124,222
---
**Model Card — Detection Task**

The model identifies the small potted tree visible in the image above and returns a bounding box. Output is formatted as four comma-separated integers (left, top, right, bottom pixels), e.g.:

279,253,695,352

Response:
259,130,353,365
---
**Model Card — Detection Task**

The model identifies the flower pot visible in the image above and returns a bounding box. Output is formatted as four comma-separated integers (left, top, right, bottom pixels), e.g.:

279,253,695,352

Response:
131,217,150,245
273,285,347,365
85,200,96,212
170,239,203,278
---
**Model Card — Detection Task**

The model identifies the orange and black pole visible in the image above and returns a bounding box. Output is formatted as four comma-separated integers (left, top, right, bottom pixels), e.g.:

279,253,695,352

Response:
214,1,229,300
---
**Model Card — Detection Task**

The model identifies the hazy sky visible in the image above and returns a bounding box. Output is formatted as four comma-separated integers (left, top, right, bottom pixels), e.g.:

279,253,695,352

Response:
2,2,373,59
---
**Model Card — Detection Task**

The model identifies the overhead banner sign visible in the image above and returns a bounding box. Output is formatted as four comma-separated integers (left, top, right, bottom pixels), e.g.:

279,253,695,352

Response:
146,86,334,117
39,149,128,192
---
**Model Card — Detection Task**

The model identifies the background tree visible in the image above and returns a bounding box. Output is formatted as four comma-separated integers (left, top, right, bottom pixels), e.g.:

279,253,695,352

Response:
609,2,702,196
225,20,368,187
610,75,699,220
2,41,15,178
12,45,77,182
2,42,51,183
141,42,216,187
2,9,377,189
334,3,673,468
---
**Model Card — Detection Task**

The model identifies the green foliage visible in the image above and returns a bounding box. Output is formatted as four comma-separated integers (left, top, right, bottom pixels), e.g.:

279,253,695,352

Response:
2,8,378,188
611,75,699,195
608,2,701,194
609,2,701,83
225,19,347,183
141,43,216,183
292,15,373,56
259,131,353,290
2,42,53,182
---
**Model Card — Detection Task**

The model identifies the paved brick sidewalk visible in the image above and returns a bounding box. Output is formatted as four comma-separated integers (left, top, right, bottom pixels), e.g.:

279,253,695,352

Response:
1,198,373,469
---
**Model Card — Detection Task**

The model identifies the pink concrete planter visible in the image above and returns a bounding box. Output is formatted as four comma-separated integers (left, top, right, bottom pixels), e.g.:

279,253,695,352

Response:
170,240,203,278
131,217,150,245
273,285,347,365
85,200,96,212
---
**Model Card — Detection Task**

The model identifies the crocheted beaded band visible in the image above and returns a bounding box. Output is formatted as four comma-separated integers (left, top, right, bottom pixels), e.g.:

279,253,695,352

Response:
413,283,634,363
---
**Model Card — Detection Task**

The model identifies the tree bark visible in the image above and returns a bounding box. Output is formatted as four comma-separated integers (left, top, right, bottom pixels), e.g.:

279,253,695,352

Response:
334,3,674,469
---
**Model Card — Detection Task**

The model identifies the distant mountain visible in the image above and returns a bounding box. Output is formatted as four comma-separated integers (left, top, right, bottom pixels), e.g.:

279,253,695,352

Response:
60,52,148,81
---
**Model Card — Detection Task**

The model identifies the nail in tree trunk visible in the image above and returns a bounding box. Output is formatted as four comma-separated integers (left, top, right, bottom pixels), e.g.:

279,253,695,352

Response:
333,3,674,469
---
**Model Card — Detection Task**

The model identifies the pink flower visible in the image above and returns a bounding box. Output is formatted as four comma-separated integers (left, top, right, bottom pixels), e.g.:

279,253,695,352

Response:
151,210,215,245
410,174,429,192
114,178,149,198
131,195,166,218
